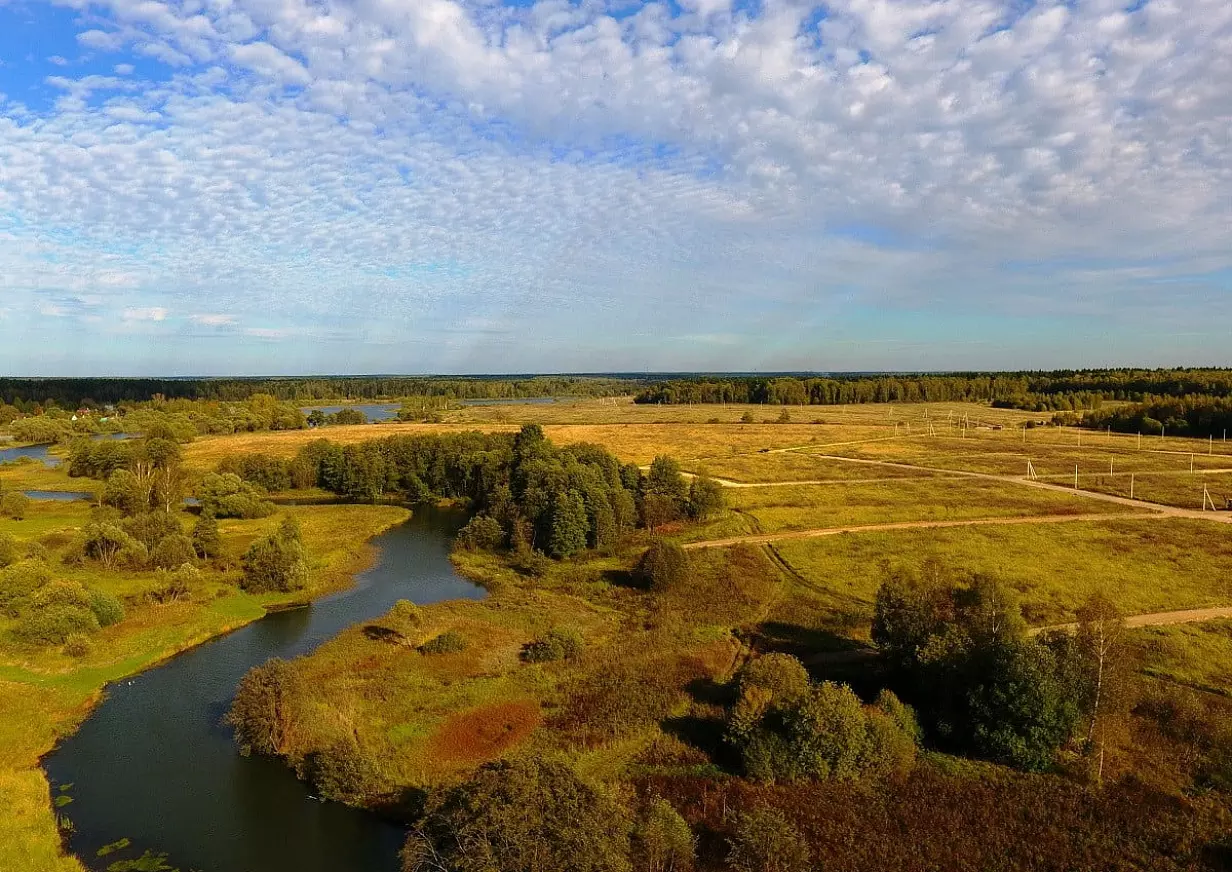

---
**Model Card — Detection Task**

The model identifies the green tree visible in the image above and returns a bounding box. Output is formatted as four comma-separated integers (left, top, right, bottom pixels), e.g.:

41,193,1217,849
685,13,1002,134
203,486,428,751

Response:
152,533,196,570
632,798,695,872
646,456,688,515
241,517,308,593
549,490,589,558
401,756,633,872
192,511,222,559
966,639,1081,772
726,806,811,872
227,658,303,756
0,492,31,520
78,522,144,569
636,539,690,592
686,472,724,520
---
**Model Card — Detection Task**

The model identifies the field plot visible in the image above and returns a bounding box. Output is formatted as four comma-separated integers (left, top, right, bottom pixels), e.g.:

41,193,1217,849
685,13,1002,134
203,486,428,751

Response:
683,450,942,484
1075,471,1232,511
1131,619,1232,696
771,518,1232,627
806,430,1232,478
680,478,1142,544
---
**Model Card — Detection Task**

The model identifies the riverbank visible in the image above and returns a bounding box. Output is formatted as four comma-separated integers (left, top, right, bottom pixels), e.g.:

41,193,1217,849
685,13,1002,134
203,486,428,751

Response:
0,502,410,872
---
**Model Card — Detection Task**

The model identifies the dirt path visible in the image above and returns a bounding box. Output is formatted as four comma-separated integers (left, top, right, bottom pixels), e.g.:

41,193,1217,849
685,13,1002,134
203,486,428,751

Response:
1035,606,1232,635
683,512,1135,550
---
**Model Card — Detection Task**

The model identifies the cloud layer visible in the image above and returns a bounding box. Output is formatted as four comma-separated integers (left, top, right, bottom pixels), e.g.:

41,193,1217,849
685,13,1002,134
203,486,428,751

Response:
0,0,1229,373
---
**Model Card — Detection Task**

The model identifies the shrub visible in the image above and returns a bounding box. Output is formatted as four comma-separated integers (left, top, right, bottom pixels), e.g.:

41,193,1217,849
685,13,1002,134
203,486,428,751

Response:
401,757,632,872
0,559,53,617
122,511,181,552
87,589,125,627
726,806,811,872
24,541,49,563
13,603,100,646
152,533,197,570
420,630,467,655
226,658,304,757
522,626,584,663
632,797,695,872
151,564,198,603
730,675,919,783
0,492,31,520
740,411,756,424
63,634,93,658
637,539,690,592
102,469,147,516
197,473,275,520
0,531,17,568
241,518,308,593
455,514,505,551
309,738,377,803
78,523,146,569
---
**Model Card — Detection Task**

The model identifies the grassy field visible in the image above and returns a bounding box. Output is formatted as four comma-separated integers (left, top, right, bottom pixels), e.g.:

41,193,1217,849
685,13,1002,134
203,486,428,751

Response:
10,399,1232,870
770,517,1232,628
0,461,409,872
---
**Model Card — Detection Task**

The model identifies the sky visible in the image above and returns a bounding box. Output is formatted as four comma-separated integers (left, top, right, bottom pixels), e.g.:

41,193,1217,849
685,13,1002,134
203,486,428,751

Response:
0,0,1229,376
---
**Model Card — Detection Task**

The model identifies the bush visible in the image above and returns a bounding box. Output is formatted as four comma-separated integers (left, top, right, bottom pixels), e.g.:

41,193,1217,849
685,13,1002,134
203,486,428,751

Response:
102,469,147,516
419,630,467,655
309,738,377,803
0,531,17,568
686,472,724,520
401,757,633,872
152,533,196,570
726,806,811,872
87,589,125,627
632,797,695,872
0,492,31,520
241,518,308,593
63,633,93,658
13,603,100,646
730,675,919,783
122,511,181,552
78,522,145,569
197,473,276,519
151,564,198,603
226,658,304,757
522,626,584,663
455,514,505,551
0,559,53,617
637,539,690,592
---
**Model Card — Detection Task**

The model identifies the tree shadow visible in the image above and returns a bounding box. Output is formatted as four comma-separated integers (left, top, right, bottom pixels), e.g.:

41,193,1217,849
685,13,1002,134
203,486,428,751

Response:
600,568,642,590
662,714,737,767
362,624,404,644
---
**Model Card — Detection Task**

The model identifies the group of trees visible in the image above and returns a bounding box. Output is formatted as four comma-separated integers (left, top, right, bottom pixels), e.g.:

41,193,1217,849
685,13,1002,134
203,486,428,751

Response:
224,427,721,561
0,544,125,650
0,376,642,408
1083,395,1232,439
725,653,919,783
872,564,1127,773
306,408,368,427
634,368,1232,410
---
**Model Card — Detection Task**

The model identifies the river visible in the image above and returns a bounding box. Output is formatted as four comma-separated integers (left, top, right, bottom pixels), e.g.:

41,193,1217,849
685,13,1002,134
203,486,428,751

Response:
43,504,485,872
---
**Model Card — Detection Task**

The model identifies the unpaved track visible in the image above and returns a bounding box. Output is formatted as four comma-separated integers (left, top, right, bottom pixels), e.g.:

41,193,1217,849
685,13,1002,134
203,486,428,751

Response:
1035,606,1232,635
683,512,1135,550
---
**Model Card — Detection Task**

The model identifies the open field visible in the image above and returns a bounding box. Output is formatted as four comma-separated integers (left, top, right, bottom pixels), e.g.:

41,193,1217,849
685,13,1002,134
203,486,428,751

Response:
0,456,410,872
1130,619,1232,697
769,517,1232,628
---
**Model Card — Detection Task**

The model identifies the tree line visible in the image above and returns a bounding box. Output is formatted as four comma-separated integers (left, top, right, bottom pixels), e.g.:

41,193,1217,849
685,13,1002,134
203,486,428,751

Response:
634,368,1232,409
1082,395,1232,439
0,375,643,408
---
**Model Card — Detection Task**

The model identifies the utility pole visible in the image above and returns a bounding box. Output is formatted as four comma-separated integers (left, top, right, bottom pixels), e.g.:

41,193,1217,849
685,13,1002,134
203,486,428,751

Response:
1130,473,1135,500
1074,464,1079,489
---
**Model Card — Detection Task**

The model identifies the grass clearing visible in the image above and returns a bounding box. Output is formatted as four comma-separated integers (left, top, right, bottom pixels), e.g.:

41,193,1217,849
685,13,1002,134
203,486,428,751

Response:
772,517,1232,627
1130,619,1232,697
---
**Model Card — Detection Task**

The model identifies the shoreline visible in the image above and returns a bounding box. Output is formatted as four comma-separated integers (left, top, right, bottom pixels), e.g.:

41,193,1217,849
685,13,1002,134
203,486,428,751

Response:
10,507,411,872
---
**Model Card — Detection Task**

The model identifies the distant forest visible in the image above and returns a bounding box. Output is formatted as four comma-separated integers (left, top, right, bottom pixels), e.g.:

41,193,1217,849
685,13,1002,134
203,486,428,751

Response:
634,369,1232,412
0,376,643,408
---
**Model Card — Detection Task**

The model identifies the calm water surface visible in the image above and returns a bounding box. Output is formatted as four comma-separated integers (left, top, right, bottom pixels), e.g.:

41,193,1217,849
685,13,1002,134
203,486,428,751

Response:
44,504,485,872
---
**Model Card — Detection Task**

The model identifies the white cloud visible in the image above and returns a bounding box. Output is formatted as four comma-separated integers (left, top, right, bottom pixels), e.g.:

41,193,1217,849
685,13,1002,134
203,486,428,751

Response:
0,0,1229,372
191,313,237,326
122,306,169,321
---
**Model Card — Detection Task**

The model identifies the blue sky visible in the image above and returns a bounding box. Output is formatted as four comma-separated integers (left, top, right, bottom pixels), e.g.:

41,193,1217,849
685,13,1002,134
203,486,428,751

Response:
0,0,1229,376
